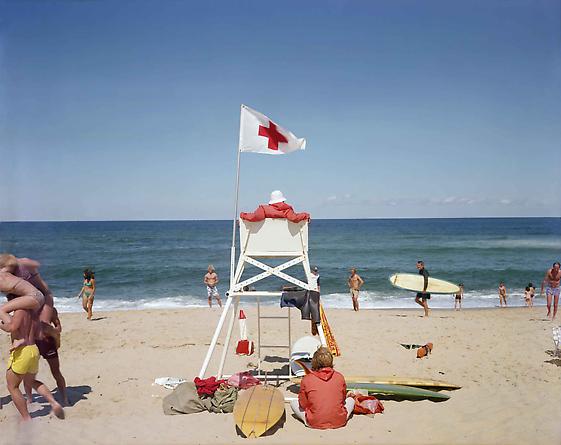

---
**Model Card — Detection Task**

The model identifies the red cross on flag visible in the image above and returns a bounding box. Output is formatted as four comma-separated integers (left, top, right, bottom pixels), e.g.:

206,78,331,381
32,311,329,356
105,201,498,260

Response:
239,104,306,155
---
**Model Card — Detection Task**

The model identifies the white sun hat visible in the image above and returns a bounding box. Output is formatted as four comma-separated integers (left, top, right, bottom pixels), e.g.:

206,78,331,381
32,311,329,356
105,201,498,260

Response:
268,190,286,204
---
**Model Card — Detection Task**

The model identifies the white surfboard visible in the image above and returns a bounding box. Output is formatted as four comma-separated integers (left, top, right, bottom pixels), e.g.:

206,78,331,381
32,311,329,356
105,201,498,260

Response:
389,273,460,294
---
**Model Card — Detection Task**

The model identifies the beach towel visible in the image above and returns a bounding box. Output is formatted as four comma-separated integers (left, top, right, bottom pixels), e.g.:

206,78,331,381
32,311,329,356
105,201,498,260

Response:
193,376,227,397
227,371,261,389
207,385,238,413
163,382,207,415
349,392,384,415
320,304,340,357
163,382,238,415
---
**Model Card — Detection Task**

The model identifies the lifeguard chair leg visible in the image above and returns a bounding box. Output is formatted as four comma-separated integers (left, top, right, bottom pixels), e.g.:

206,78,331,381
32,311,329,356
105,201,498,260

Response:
198,295,234,378
217,296,240,378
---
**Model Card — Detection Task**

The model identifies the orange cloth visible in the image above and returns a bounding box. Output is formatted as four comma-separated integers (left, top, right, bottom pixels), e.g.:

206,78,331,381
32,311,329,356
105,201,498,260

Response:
298,367,348,429
240,202,310,223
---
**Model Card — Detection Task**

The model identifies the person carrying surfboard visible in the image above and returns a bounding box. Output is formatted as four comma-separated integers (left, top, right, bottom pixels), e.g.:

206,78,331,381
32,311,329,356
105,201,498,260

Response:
415,261,430,317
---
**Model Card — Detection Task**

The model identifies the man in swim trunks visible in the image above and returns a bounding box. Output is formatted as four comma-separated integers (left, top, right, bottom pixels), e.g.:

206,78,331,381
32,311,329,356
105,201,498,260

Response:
541,262,560,319
348,268,364,312
498,281,507,307
204,265,222,308
24,306,69,405
415,261,430,317
454,283,464,311
0,294,64,420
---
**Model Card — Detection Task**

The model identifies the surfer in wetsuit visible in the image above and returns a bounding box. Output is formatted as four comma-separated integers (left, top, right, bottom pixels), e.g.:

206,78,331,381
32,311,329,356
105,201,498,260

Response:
415,261,430,317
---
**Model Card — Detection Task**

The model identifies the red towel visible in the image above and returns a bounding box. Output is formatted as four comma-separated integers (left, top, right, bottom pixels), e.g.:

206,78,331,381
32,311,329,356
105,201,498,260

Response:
193,376,227,397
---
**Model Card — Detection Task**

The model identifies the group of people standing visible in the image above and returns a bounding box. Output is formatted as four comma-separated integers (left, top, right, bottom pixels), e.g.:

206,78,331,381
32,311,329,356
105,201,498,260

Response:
497,262,560,319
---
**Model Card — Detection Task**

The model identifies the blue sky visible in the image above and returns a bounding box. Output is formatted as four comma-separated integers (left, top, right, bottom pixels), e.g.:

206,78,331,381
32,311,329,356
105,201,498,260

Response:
1,0,560,221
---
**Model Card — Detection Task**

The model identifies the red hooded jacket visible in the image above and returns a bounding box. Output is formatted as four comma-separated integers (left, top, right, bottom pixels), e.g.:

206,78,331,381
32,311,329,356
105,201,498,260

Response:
240,202,310,223
298,367,348,429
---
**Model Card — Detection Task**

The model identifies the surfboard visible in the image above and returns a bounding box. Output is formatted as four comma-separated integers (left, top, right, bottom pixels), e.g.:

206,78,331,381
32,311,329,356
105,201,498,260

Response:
233,385,285,438
346,382,450,400
389,273,460,294
291,361,460,390
344,376,461,390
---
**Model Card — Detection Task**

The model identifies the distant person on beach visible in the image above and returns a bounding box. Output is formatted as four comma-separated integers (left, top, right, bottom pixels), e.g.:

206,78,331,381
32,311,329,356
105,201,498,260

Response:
0,294,64,420
415,261,430,317
524,286,533,308
454,283,464,311
204,265,222,308
0,254,54,326
528,282,535,305
239,190,310,223
541,262,560,319
310,266,320,292
347,268,364,312
498,281,507,307
290,347,354,429
77,268,96,320
24,306,68,406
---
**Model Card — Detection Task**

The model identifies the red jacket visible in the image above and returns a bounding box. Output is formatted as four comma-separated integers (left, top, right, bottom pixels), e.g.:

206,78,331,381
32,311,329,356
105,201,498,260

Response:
240,202,310,223
298,367,348,429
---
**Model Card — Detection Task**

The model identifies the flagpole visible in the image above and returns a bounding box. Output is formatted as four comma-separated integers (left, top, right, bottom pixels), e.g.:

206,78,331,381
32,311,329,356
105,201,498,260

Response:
230,106,244,288
230,148,241,287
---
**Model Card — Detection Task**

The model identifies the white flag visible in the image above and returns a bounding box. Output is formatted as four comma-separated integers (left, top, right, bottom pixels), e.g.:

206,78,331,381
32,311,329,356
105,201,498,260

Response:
238,105,306,155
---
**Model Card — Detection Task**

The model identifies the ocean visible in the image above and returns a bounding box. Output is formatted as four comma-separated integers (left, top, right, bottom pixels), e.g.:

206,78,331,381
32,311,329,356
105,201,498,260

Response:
0,218,559,312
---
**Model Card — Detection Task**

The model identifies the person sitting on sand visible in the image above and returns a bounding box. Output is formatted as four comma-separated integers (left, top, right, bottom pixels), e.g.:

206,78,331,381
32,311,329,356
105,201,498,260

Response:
0,294,65,420
240,190,310,223
290,347,354,429
454,283,464,311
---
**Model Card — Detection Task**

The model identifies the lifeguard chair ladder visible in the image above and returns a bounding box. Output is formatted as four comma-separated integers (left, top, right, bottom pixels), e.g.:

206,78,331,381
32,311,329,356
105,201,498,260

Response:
198,219,325,379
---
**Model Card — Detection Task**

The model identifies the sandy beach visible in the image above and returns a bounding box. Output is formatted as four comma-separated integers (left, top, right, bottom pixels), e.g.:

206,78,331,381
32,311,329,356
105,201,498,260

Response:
1,305,560,445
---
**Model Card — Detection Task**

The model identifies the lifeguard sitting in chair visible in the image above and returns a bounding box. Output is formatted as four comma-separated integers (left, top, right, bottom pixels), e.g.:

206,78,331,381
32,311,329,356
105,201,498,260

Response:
240,190,310,223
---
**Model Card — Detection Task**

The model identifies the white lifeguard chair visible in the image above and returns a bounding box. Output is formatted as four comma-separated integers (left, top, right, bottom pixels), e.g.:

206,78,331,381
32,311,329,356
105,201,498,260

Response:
199,218,325,379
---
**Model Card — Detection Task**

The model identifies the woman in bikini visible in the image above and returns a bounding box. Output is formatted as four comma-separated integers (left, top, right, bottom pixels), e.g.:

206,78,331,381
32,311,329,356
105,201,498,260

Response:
77,269,96,320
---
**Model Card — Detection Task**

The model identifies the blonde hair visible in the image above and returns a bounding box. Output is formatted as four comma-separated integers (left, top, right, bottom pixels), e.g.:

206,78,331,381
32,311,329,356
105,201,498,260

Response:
0,253,17,271
311,347,333,371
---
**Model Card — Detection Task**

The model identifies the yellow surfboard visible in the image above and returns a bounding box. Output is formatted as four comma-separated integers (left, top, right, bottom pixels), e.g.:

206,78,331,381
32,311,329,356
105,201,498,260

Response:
344,376,461,390
233,385,285,438
292,360,460,389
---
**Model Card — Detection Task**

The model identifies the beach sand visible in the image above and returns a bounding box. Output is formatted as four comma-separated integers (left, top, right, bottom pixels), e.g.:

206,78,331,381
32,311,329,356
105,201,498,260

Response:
1,306,560,444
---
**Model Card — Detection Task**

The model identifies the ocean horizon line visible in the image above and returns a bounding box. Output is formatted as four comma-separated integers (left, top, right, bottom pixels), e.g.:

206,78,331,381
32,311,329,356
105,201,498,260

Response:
1,215,559,224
